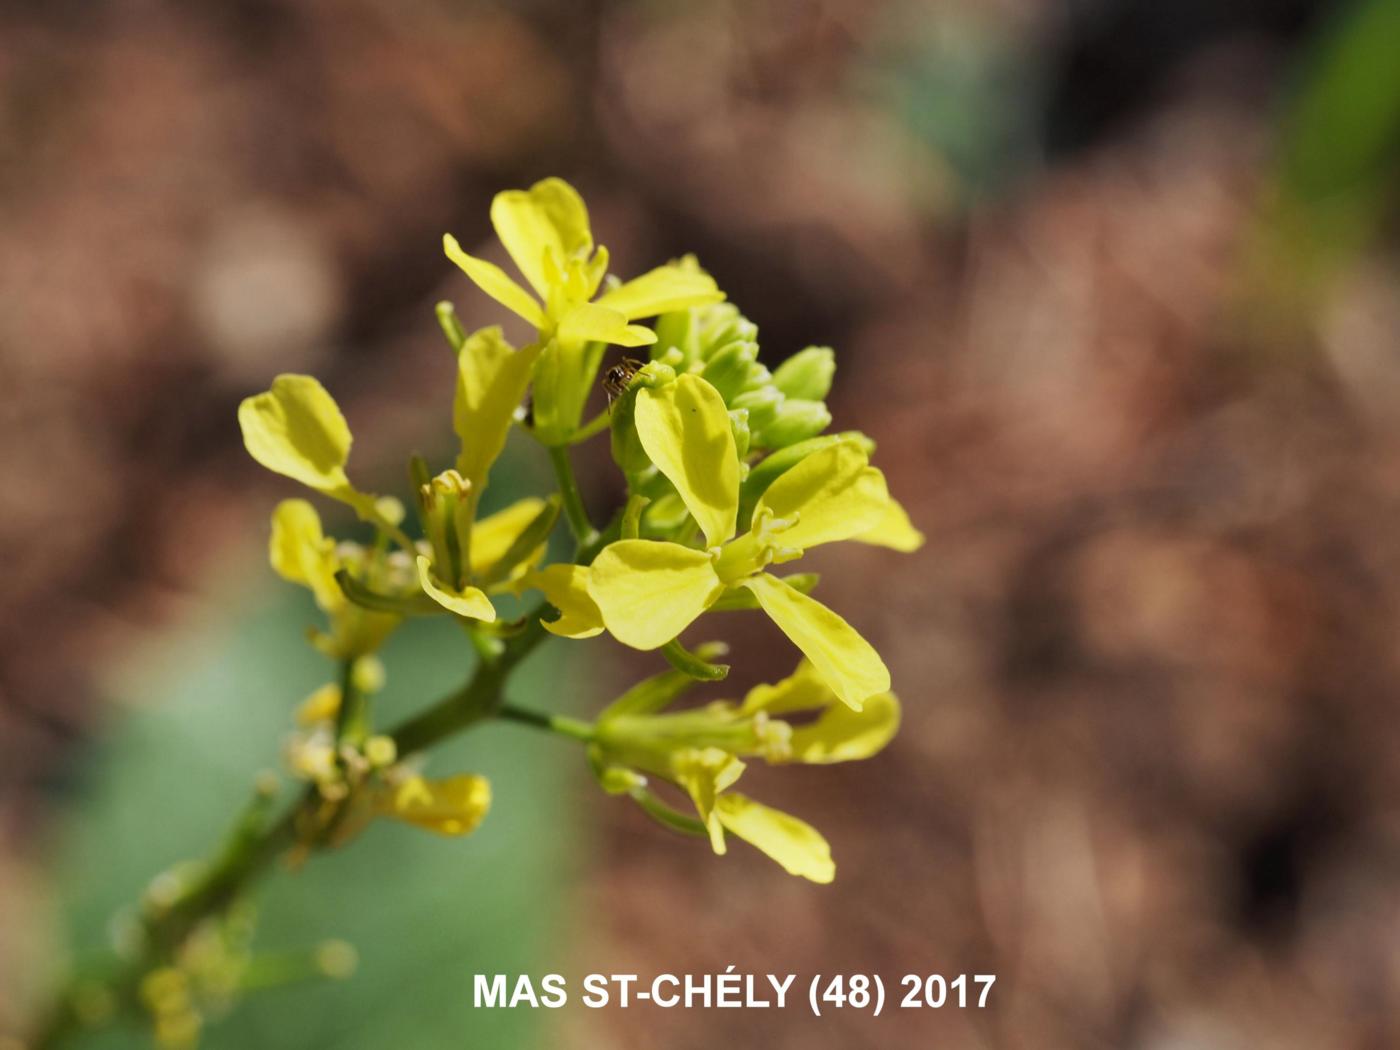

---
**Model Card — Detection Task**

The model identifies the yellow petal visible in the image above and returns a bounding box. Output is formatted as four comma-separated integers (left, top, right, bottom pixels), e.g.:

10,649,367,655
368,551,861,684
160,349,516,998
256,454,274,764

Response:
714,793,835,883
295,682,341,726
635,375,739,547
588,540,723,650
594,264,724,320
453,327,544,492
741,661,901,763
380,773,491,836
740,573,889,710
854,497,926,552
443,234,545,328
525,563,604,639
556,302,657,349
740,659,834,716
239,375,354,496
489,178,592,299
674,747,746,853
470,497,550,579
268,499,342,611
755,440,890,550
788,691,901,764
416,555,496,622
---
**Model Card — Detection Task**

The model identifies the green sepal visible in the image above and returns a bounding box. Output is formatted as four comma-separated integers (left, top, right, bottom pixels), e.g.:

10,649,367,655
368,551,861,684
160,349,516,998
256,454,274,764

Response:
729,408,751,461
609,382,651,485
661,638,730,681
629,787,709,837
335,570,442,616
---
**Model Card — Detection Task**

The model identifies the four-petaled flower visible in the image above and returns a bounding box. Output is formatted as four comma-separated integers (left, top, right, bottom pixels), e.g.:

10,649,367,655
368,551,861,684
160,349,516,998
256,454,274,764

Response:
443,177,724,443
587,659,901,882
445,177,723,352
531,372,903,710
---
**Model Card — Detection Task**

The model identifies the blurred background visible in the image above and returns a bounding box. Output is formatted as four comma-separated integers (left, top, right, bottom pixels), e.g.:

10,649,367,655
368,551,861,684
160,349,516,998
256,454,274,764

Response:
3,0,1400,1046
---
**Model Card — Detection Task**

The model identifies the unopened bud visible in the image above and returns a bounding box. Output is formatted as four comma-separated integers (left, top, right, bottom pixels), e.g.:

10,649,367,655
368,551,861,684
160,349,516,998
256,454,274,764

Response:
756,398,831,449
770,346,835,401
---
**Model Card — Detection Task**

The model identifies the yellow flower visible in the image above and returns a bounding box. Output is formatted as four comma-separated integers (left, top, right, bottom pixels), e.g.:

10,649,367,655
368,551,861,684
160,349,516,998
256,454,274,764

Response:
413,480,560,624
444,177,724,443
516,563,603,639
397,320,559,622
445,177,722,351
239,375,408,545
268,499,401,659
374,773,492,836
534,372,904,710
447,323,542,494
587,660,901,883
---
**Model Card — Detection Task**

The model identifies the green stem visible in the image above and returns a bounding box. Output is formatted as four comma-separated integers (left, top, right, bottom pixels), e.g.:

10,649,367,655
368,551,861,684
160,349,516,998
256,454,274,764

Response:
547,444,597,549
28,620,552,1050
388,617,547,754
334,659,369,750
568,409,611,444
631,787,708,837
621,493,648,539
498,702,594,742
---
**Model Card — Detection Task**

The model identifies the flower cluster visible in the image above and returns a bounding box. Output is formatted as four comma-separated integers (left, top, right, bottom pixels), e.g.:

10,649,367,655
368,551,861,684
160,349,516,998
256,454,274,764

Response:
238,177,922,883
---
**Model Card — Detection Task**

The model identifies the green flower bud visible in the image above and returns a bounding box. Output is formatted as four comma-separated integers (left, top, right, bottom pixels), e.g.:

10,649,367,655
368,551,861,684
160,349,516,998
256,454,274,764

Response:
771,346,835,401
729,408,751,460
731,386,782,433
652,308,693,363
609,384,652,485
754,398,831,450
700,340,765,402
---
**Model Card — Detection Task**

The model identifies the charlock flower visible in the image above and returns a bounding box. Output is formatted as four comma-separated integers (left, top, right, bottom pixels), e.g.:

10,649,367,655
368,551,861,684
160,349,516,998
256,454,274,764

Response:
240,346,555,626
411,469,559,624
267,498,404,660
587,659,901,882
410,319,556,622
239,374,408,542
531,372,918,710
370,771,492,837
443,177,724,443
294,762,493,845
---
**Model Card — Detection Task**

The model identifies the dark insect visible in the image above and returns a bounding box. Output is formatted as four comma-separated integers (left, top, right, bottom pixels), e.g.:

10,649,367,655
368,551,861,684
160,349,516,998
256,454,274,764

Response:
603,357,645,409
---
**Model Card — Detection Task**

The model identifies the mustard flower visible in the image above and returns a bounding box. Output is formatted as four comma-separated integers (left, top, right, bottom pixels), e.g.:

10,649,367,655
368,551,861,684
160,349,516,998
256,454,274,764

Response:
267,498,403,660
532,372,913,710
239,335,555,626
444,177,724,443
587,660,901,882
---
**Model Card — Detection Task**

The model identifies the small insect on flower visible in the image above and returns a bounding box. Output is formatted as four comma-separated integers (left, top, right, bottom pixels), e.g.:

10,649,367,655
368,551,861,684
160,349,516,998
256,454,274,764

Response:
603,358,645,410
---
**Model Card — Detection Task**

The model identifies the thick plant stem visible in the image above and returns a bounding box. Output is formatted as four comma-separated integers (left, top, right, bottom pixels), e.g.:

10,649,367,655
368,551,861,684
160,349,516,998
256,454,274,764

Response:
334,658,368,750
389,618,547,754
547,444,597,549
